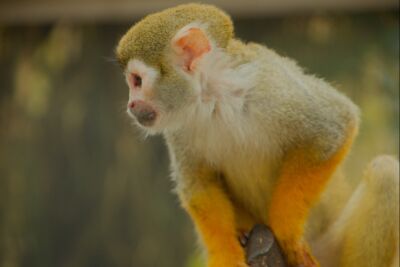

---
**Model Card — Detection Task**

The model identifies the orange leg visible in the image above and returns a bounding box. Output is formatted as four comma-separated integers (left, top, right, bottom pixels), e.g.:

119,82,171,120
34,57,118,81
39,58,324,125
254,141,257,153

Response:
268,129,357,267
178,173,248,267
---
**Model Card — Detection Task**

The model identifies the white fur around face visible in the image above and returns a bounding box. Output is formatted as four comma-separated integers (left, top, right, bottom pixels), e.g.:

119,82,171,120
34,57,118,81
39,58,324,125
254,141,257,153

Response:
125,59,159,104
125,59,160,129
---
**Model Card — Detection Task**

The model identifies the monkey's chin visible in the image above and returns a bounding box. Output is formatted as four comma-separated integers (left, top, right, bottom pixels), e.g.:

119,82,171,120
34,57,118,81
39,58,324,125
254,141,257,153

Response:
127,109,180,135
139,124,166,136
129,115,164,136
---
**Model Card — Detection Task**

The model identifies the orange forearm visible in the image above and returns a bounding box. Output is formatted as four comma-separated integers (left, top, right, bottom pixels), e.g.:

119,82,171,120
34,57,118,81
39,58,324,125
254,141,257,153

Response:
178,172,246,267
268,126,357,266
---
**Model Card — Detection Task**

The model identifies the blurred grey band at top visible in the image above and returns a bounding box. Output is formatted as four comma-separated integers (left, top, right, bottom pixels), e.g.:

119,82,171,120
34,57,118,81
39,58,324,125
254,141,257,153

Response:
0,0,399,24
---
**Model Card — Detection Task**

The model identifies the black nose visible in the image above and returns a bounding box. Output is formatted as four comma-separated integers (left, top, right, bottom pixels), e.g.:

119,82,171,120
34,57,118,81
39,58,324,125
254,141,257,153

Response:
128,101,157,126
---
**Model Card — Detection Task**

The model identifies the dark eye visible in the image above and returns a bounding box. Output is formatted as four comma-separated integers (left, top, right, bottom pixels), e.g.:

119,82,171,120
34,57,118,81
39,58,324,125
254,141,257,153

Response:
132,73,142,87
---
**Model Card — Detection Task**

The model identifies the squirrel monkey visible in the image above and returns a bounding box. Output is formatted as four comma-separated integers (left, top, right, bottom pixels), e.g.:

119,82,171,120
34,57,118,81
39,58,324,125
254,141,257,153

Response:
116,4,399,267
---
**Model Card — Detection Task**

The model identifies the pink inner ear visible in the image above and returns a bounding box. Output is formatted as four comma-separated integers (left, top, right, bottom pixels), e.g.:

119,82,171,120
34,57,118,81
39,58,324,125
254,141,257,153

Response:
175,28,211,71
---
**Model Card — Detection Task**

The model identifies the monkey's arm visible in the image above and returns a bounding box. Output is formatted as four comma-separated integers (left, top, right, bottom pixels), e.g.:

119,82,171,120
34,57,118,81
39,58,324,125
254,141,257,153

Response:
175,164,247,267
267,125,358,267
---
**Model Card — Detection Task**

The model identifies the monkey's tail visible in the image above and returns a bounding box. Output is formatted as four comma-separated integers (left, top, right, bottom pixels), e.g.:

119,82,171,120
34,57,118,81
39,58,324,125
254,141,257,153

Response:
315,155,399,267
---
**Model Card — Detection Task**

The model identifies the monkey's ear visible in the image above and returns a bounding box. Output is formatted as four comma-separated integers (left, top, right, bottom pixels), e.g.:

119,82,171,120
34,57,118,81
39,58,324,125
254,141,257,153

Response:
171,26,211,72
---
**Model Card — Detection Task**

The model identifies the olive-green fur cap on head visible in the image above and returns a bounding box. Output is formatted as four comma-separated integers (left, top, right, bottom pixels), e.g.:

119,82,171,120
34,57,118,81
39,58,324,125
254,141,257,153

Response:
116,3,234,67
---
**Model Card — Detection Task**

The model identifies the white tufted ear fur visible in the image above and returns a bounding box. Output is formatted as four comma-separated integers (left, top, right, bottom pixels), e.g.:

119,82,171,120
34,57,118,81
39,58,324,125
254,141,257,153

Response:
171,23,211,72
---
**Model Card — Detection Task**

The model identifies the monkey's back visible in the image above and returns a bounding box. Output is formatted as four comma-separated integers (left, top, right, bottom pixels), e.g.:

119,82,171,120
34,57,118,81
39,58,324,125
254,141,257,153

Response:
230,40,360,162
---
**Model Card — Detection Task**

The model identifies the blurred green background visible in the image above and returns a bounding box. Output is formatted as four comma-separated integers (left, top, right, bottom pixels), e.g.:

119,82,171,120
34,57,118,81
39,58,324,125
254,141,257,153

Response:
0,2,398,267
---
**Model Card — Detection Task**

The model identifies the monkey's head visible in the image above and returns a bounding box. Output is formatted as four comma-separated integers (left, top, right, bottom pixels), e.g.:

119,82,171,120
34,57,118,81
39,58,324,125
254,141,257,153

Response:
116,4,234,134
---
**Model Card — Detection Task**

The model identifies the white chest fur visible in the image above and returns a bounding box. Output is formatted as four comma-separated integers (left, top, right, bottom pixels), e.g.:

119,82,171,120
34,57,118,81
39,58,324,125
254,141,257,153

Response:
171,48,282,221
183,98,280,222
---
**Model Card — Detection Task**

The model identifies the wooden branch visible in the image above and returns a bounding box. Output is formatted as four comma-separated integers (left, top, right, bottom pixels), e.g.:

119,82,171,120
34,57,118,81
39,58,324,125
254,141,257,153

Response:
245,224,288,267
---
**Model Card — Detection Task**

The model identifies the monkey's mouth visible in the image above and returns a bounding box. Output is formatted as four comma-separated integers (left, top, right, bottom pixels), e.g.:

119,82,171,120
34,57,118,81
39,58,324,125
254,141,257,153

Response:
136,110,157,126
127,100,158,127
